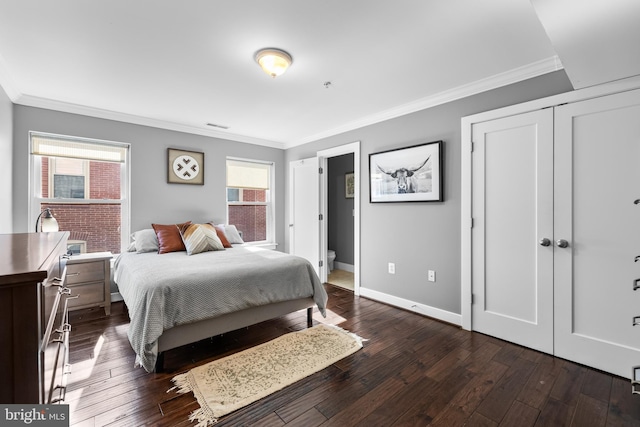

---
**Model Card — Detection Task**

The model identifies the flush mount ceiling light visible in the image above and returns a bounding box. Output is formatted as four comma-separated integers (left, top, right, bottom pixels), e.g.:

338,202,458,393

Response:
255,48,293,78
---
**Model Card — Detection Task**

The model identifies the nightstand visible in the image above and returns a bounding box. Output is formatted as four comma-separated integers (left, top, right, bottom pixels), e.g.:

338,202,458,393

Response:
65,251,113,316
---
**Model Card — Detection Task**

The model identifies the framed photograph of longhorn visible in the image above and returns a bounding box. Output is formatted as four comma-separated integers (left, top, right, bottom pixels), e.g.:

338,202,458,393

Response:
369,140,443,203
167,148,204,185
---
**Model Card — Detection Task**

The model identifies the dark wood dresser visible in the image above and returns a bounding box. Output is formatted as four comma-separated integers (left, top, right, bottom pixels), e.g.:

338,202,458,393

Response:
0,232,69,404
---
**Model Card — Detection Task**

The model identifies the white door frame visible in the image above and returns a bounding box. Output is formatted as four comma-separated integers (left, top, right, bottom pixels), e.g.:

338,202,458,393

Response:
317,141,361,296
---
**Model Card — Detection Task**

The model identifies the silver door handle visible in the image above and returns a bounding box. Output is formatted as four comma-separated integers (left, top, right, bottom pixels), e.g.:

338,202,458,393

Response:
556,239,569,248
289,224,294,227
539,238,551,247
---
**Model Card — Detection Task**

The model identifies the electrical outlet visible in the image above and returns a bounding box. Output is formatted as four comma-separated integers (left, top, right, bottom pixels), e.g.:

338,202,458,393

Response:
388,262,395,274
428,270,436,282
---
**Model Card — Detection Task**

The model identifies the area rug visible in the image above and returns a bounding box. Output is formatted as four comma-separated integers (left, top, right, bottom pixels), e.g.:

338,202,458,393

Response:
169,324,365,426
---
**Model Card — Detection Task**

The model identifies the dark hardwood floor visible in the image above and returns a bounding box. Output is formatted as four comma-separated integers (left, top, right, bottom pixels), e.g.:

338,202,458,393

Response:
67,284,640,426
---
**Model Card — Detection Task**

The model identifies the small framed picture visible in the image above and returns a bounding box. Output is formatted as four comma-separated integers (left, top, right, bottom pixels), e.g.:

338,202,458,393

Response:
369,140,443,203
345,172,355,199
168,148,204,185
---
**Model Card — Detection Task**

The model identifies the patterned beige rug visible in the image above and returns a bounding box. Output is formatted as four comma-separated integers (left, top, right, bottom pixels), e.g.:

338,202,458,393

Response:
169,324,365,426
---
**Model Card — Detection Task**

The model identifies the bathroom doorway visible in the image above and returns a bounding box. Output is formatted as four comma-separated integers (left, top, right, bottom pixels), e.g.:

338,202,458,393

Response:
326,153,355,291
318,141,360,295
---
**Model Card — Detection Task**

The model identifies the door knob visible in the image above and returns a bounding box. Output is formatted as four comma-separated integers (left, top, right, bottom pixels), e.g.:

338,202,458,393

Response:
556,239,569,248
539,238,551,247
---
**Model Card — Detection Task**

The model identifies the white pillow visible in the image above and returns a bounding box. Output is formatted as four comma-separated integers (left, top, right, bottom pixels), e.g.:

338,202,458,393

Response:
218,224,244,244
131,229,159,253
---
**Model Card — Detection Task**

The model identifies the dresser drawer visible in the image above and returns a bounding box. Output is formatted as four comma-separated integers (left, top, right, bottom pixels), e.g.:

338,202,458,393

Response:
65,252,112,316
66,261,105,285
67,281,106,307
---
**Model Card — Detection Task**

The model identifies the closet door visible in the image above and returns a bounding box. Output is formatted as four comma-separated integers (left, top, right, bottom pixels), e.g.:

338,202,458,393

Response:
471,109,554,353
554,88,640,379
289,157,320,276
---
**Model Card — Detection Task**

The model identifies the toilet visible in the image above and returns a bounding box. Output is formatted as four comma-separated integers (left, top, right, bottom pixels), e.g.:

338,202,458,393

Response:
327,250,336,271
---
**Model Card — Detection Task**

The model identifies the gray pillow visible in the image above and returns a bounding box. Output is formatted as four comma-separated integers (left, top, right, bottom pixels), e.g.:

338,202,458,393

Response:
131,229,159,253
219,224,244,244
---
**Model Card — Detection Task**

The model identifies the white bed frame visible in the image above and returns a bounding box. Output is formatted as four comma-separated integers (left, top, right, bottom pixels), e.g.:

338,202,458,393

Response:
154,297,315,371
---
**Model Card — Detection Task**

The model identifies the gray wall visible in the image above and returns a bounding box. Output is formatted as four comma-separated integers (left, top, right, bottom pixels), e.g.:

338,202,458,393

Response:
6,70,573,317
285,70,574,315
0,85,12,233
327,153,354,265
12,106,286,247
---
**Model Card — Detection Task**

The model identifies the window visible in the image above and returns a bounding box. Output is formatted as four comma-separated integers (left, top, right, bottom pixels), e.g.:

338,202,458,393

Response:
226,158,274,243
50,157,88,198
30,132,130,254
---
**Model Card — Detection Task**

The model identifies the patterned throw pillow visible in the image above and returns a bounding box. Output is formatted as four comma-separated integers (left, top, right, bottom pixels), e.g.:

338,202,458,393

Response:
180,223,225,255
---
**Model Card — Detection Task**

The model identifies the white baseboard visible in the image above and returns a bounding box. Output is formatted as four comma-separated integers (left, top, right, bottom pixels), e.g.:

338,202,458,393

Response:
359,287,461,326
334,262,354,273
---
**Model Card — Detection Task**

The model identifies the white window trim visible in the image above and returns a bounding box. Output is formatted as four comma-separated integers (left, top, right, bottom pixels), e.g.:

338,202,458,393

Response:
29,131,131,253
226,157,275,244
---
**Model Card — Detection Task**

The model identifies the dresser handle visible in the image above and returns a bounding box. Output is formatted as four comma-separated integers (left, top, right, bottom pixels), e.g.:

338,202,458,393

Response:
633,366,640,395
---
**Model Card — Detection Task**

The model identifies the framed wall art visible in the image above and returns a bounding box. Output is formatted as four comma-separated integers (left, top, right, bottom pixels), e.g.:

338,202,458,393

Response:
168,148,204,185
345,172,355,199
369,140,443,203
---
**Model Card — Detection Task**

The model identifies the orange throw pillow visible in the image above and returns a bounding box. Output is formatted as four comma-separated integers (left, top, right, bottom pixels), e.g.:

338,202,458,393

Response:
152,222,191,254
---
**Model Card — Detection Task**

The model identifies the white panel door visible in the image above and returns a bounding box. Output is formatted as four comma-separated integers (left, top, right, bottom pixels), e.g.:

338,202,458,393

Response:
554,88,640,379
471,109,554,353
289,157,320,276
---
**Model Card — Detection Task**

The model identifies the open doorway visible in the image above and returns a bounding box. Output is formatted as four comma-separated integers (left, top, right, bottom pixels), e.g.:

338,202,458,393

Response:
318,141,360,295
326,153,355,291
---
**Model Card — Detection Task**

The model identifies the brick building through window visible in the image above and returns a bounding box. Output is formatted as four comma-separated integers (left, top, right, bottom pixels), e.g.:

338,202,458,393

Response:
31,133,129,254
226,159,274,243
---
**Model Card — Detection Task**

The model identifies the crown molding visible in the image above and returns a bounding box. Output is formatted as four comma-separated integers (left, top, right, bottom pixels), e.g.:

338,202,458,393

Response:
12,93,286,149
2,56,562,150
284,55,564,148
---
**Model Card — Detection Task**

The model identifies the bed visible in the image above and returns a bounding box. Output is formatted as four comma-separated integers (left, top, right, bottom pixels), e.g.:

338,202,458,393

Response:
114,240,328,372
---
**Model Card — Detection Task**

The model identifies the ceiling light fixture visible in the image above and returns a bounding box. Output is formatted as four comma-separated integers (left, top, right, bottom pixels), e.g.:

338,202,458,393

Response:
255,48,293,78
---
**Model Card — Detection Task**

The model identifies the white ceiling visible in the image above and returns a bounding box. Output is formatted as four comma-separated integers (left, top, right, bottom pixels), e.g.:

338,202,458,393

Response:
531,0,640,90
0,0,563,148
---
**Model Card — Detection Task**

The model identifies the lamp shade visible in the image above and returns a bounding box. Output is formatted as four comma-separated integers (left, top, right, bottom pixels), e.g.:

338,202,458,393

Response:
36,208,59,232
41,216,59,232
255,48,292,78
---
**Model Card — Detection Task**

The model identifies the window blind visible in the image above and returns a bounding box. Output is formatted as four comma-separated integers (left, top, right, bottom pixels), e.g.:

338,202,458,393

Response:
226,159,271,190
31,133,127,163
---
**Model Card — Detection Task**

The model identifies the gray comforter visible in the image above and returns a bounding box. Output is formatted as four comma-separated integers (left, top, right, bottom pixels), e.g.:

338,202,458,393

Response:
114,246,328,372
